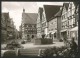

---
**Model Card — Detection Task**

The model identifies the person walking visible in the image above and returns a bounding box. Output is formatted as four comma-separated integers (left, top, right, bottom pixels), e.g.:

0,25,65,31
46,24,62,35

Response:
69,37,78,57
49,33,52,39
42,34,45,39
63,38,67,46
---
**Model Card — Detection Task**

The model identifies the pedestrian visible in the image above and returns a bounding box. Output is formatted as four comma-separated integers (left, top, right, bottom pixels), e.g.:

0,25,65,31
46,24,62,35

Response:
32,35,34,39
42,34,45,39
69,37,78,57
49,33,52,39
63,38,67,46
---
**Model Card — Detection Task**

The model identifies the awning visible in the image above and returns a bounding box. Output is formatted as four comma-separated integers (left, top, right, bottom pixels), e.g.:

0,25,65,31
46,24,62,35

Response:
70,26,78,31
60,29,67,32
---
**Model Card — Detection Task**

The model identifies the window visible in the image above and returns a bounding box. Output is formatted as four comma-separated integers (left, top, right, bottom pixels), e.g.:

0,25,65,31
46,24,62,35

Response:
70,25,72,28
24,24,26,27
76,7,78,13
28,24,32,27
61,16,63,20
73,18,75,24
68,11,70,17
72,15,74,19
64,22,66,26
67,17,69,20
62,25,63,28
42,13,45,22
42,22,46,27
69,16,71,20
72,9,75,15
63,15,65,19
65,13,67,18
70,16,72,19
34,25,36,28
62,15,63,19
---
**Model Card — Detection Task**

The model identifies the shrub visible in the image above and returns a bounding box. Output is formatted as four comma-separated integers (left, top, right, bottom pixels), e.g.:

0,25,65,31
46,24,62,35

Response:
3,51,17,58
21,41,25,44
42,46,78,58
5,45,15,50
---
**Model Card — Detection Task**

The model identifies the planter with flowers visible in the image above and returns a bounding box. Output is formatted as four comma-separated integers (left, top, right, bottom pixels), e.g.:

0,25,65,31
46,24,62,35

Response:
41,46,78,58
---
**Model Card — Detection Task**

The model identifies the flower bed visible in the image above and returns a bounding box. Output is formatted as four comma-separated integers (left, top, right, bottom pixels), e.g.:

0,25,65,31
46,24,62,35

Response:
2,50,17,58
41,46,78,58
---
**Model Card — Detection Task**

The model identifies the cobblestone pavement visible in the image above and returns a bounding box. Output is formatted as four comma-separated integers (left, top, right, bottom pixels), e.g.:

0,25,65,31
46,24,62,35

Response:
1,39,65,57
21,42,64,49
1,39,65,50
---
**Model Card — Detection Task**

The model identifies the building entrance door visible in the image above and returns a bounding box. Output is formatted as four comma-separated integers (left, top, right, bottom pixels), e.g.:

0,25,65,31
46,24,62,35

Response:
61,31,67,40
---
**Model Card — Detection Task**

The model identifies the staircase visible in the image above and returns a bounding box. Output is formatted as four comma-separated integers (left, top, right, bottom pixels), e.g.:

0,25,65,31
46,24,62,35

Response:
18,48,40,56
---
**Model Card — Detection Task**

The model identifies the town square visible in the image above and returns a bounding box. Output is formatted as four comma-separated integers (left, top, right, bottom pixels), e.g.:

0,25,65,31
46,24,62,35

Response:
1,1,79,58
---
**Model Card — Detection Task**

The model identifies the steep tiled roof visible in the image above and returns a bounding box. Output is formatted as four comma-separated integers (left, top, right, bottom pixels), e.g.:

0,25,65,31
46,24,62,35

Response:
73,1,79,6
43,5,62,22
50,9,62,20
63,3,69,10
22,13,38,24
54,9,62,17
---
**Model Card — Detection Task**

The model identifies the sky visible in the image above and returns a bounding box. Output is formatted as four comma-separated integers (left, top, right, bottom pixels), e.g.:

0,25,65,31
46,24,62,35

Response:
2,2,67,31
